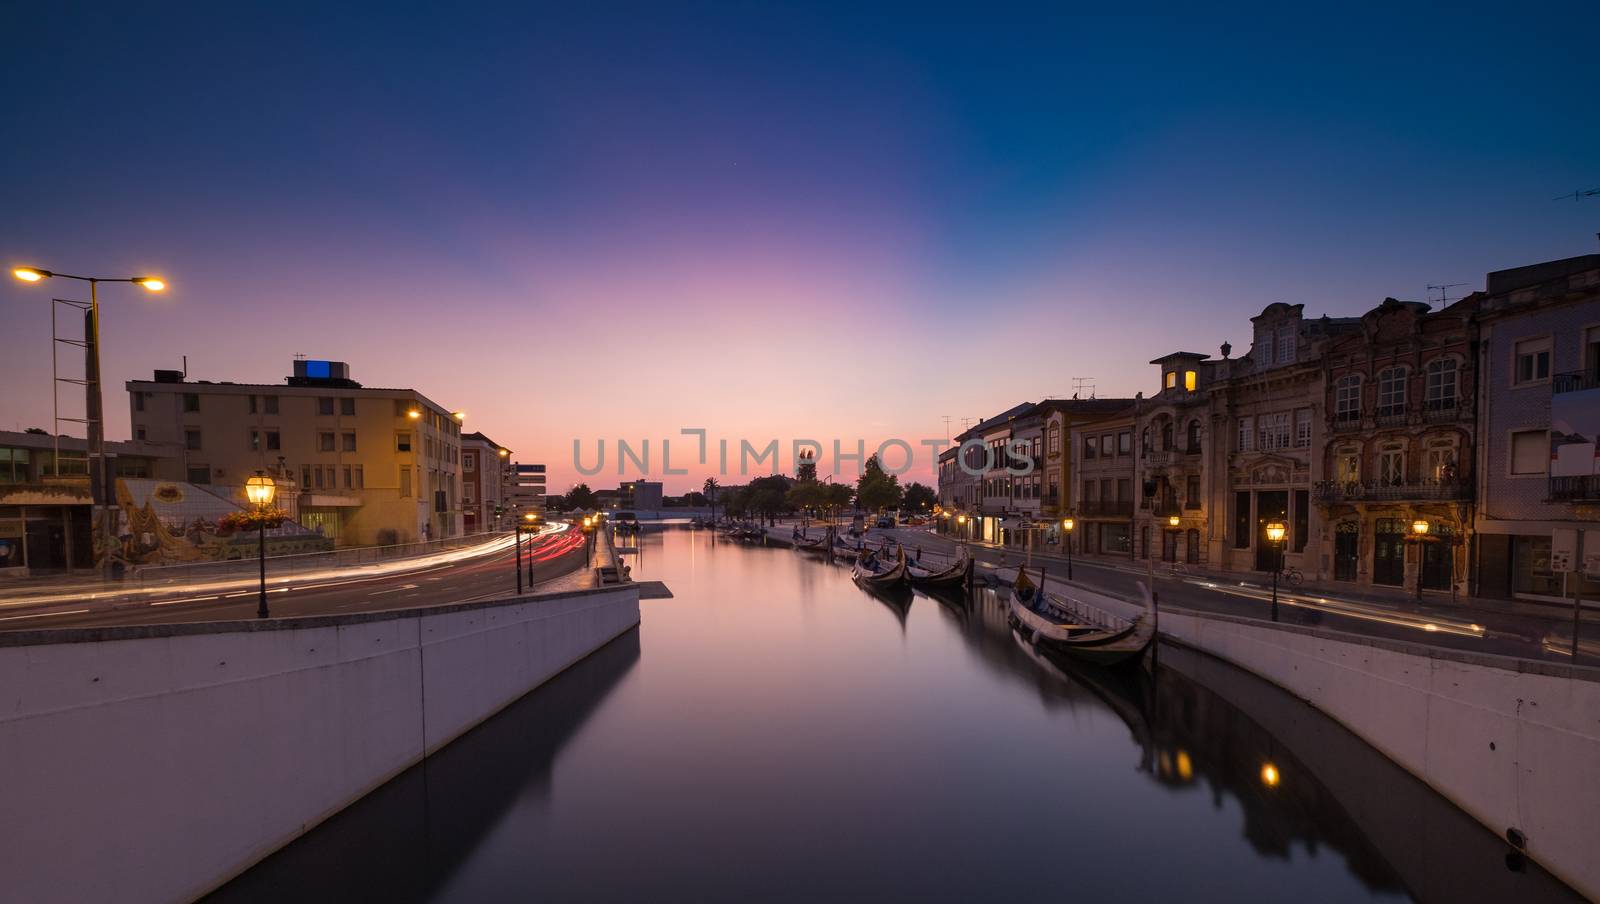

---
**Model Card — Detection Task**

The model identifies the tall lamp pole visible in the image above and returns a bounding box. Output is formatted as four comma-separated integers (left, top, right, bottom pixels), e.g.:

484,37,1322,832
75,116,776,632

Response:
245,472,277,618
1061,516,1075,581
13,267,167,577
1265,519,1287,622
1410,519,1430,601
523,512,537,585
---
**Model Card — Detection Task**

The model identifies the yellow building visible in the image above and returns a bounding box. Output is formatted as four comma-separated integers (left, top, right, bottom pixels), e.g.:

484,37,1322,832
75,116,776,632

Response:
126,360,464,546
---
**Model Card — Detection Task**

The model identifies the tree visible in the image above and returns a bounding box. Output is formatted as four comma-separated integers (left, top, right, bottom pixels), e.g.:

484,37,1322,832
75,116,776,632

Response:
821,482,854,517
787,479,822,514
703,477,721,521
748,475,792,524
903,482,937,513
855,455,903,513
720,485,750,518
796,449,818,482
682,490,708,507
564,483,598,510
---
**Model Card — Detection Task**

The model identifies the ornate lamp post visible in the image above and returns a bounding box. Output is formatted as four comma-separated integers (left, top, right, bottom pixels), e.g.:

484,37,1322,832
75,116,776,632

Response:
13,267,167,577
1410,519,1430,601
1061,516,1075,580
244,472,277,618
1265,519,1287,621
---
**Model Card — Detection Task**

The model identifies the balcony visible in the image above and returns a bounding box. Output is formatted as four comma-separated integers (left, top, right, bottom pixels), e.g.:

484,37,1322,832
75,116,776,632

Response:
1313,480,1471,504
1422,398,1463,422
1553,370,1600,395
1080,499,1134,517
1332,411,1363,432
1373,406,1409,428
1550,476,1600,502
1143,450,1174,467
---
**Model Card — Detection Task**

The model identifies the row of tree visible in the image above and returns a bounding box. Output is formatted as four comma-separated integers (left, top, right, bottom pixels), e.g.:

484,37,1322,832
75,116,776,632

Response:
547,456,936,518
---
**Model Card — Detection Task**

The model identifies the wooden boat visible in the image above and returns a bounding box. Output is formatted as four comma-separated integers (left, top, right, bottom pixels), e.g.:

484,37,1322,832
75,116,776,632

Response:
906,552,973,589
1007,567,1155,667
852,546,908,589
792,526,830,552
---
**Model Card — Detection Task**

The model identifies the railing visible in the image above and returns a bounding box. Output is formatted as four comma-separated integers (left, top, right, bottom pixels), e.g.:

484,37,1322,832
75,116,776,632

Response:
1313,480,1471,503
1422,398,1463,421
1332,411,1362,432
1144,450,1173,467
1080,499,1134,517
131,530,514,587
1550,476,1600,502
1554,370,1600,395
1373,406,1408,427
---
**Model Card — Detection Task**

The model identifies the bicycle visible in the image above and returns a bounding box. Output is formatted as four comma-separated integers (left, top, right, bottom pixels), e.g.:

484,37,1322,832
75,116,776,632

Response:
1276,565,1304,588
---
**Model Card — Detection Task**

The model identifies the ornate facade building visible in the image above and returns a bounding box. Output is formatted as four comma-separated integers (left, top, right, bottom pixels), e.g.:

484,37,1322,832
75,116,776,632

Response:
1315,297,1476,596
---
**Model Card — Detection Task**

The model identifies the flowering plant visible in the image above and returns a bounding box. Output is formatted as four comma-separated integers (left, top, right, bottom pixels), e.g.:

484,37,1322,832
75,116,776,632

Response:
217,508,288,534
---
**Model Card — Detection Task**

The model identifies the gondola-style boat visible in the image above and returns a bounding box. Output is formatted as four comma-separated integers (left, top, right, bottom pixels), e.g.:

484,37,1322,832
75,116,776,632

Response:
1007,567,1155,667
792,526,830,552
852,546,908,589
906,552,973,589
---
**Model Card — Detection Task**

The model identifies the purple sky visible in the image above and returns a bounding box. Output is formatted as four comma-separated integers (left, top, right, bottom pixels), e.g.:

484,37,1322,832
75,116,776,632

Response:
3,4,1597,493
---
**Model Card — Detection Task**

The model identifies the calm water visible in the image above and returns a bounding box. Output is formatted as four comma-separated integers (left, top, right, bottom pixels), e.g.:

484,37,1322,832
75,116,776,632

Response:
213,528,1577,903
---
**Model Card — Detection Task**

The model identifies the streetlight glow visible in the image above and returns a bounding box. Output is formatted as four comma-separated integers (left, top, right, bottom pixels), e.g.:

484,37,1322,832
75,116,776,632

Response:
1260,762,1281,787
1062,517,1074,532
1411,519,1430,536
244,474,277,507
1264,520,1287,543
135,277,165,291
13,267,46,282
1168,514,1180,527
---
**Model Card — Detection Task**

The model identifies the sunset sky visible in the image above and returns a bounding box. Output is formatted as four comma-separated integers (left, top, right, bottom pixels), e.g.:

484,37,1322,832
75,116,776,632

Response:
4,3,1597,493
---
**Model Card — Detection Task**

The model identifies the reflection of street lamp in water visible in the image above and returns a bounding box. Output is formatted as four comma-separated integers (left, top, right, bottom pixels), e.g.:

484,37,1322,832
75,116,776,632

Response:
1265,520,1287,622
245,472,277,618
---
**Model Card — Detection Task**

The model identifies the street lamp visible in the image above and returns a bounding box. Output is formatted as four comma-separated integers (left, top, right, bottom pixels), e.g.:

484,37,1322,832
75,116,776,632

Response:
1265,519,1287,622
244,472,276,619
515,511,539,595
13,266,167,577
1061,516,1075,580
1411,519,1430,600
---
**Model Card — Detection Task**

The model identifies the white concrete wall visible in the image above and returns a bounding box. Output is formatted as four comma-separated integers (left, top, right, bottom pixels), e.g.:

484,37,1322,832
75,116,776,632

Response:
0,585,640,904
1040,574,1600,900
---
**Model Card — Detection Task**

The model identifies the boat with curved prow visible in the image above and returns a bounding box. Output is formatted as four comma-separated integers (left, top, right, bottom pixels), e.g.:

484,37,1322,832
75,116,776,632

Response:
1007,567,1155,667
906,551,973,589
852,546,908,589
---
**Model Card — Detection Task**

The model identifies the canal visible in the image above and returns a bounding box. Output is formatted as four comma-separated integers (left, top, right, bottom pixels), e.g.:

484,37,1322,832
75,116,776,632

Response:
211,527,1579,903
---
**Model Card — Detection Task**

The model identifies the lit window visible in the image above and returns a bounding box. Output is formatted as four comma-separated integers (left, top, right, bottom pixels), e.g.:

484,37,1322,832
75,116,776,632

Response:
1184,370,1197,391
1165,371,1176,389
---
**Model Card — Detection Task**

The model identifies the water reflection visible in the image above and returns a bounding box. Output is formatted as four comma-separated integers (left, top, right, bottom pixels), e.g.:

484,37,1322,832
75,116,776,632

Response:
212,528,1577,903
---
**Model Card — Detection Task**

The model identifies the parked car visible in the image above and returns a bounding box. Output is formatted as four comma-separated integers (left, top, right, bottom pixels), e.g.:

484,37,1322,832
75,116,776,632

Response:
875,516,895,528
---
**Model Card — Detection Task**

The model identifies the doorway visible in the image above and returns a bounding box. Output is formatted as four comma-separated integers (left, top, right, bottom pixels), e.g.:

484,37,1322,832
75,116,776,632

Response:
1373,518,1405,586
1254,490,1288,571
1334,521,1359,581
1420,525,1454,591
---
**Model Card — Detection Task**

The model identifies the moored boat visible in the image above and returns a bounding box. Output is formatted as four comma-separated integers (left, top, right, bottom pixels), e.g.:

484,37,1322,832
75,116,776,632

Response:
906,551,973,589
852,546,909,589
1007,567,1154,667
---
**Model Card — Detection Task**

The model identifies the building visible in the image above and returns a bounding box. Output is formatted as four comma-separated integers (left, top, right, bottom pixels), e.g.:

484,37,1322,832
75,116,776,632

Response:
126,359,465,547
0,431,179,574
620,479,663,511
1065,404,1138,557
1474,254,1600,601
1315,297,1476,596
1134,350,1224,567
504,462,547,516
461,432,509,533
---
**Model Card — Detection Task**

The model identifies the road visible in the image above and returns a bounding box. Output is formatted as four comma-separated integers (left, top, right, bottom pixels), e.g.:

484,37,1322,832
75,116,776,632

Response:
833,523,1600,667
0,528,593,632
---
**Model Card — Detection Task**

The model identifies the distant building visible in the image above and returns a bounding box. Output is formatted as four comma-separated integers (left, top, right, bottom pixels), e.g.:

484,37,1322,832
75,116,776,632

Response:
126,359,464,547
504,462,546,515
620,479,663,511
461,432,508,533
1473,255,1600,600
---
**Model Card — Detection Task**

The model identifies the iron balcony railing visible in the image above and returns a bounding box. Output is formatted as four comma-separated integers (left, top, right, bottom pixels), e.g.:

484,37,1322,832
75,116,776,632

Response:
1550,476,1600,502
1332,411,1363,432
1373,406,1408,427
1553,370,1600,395
1314,480,1472,503
1422,398,1463,421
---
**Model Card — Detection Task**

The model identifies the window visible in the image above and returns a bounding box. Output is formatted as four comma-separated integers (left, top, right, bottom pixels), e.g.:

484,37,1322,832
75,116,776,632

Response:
314,466,325,489
248,395,257,414
395,399,411,417
464,452,477,471
342,432,357,452
1185,475,1200,508
1118,431,1131,455
1513,338,1550,386
464,482,476,503
1378,443,1405,485
1294,409,1312,448
343,466,353,489
396,433,412,452
183,393,200,412
135,427,146,441
249,430,261,452
184,429,202,451
1335,447,1359,483
353,465,364,489
1377,367,1407,415
301,464,312,488
318,397,334,416
325,466,336,488
1116,478,1130,501
1141,427,1152,454
1161,422,1174,450
1335,375,1362,421
1259,413,1289,451
1259,333,1274,366
1083,436,1096,460
1100,434,1114,456
319,432,335,452
1047,428,1060,456
1277,326,1296,365
400,467,412,496
1425,442,1458,482
1237,417,1254,452
1233,491,1251,548
264,395,279,415
1186,420,1201,452
1425,359,1458,409
266,431,280,451
340,397,355,416
1183,370,1197,392
187,464,210,484
1510,430,1548,475
134,393,145,412
1164,371,1176,389
1293,489,1309,552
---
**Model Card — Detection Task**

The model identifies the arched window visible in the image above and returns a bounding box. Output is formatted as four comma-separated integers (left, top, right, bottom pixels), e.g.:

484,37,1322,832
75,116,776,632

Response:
1424,358,1458,411
1161,421,1174,451
1142,426,1152,454
1186,419,1201,452
1376,367,1407,416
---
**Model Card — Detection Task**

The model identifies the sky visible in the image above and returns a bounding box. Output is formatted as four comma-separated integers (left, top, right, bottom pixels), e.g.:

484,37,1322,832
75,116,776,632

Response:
3,2,1598,494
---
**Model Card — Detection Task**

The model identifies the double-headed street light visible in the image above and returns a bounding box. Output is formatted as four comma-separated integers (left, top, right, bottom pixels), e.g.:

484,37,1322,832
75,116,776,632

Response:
515,511,539,595
1265,519,1287,621
245,472,277,618
13,266,167,577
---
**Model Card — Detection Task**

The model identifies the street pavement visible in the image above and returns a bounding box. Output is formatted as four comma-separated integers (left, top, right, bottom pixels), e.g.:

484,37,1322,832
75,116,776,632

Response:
791,521,1600,667
0,528,593,632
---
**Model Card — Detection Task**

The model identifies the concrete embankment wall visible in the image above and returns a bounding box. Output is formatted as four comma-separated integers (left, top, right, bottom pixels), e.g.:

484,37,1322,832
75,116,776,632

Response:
1043,576,1600,900
0,585,641,904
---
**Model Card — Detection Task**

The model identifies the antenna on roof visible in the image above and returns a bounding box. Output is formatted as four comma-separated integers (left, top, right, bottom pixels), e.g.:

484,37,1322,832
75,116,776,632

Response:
1072,376,1096,400
1553,188,1600,202
941,415,953,442
1426,284,1467,310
